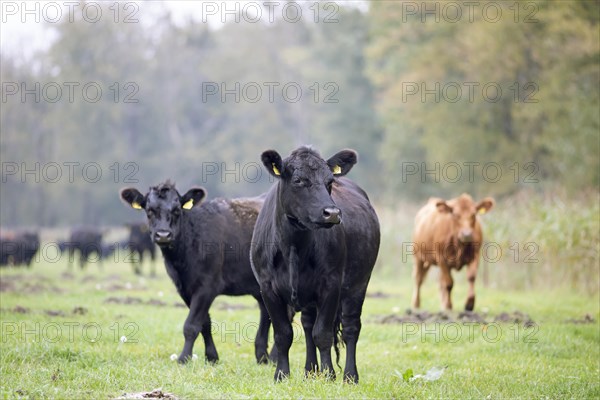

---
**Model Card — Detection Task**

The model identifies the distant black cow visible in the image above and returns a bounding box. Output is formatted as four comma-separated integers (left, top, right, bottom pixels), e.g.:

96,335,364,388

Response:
124,222,157,276
60,228,104,269
99,242,119,261
0,231,40,267
251,146,380,383
120,181,272,364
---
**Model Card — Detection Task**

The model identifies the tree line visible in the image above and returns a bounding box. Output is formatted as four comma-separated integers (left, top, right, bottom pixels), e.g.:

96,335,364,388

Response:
1,1,597,227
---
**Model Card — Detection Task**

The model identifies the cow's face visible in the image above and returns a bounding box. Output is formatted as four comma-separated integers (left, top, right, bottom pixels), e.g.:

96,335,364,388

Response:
120,182,206,247
436,194,494,243
262,147,357,230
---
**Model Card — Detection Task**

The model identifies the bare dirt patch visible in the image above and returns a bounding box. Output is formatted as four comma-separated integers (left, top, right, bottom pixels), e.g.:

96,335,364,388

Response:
0,305,31,314
564,314,596,324
115,389,177,399
105,297,184,308
215,302,255,311
72,306,88,315
373,309,535,326
44,310,67,317
0,275,64,294
105,296,144,305
60,272,75,280
366,291,392,299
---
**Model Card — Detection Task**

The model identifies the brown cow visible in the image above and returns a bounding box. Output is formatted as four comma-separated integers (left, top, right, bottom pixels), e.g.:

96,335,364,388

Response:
412,194,494,311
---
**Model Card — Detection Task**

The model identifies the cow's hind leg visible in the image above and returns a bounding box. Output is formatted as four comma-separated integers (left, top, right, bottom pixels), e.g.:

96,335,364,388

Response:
200,312,218,363
254,297,270,364
301,308,319,376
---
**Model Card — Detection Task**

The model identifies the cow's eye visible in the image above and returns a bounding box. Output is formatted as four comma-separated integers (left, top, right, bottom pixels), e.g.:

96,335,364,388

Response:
326,180,333,194
172,208,181,217
147,209,155,218
293,177,303,185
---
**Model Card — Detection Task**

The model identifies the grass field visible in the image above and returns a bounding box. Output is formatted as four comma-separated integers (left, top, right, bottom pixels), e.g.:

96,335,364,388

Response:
1,252,598,399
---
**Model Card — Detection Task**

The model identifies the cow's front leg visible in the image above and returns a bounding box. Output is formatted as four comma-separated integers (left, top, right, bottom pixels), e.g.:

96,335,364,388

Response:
411,258,428,309
261,288,294,382
313,286,341,381
465,258,479,311
301,308,319,376
268,307,294,363
439,264,453,310
179,292,217,364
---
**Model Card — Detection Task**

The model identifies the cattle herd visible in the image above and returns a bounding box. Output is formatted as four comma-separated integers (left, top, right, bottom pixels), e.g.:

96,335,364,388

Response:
1,145,495,384
1,223,156,274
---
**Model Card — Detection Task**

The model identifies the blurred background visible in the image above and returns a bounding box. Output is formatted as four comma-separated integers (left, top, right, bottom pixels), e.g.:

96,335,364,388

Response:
1,1,598,293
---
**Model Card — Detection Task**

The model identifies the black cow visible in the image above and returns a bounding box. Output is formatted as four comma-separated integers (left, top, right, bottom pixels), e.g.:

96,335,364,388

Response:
99,242,119,261
60,228,104,269
250,146,380,383
124,222,157,276
0,231,40,267
120,181,272,364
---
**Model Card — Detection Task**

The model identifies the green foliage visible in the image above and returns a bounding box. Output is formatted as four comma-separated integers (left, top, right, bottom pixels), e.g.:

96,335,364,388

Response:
400,368,413,382
0,2,380,226
483,190,600,293
367,0,600,200
2,1,598,226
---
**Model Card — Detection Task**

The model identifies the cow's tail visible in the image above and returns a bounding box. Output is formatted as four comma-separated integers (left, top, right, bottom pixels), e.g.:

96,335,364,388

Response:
334,310,343,370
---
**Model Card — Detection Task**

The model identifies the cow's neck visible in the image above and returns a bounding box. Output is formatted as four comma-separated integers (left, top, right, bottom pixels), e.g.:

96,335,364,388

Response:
276,214,314,310
157,216,195,271
157,217,198,305
277,214,313,247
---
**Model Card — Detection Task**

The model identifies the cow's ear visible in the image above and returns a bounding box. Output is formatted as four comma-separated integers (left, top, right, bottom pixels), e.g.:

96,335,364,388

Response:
476,197,494,215
436,200,453,214
120,188,146,210
180,187,206,210
327,149,358,176
261,150,284,178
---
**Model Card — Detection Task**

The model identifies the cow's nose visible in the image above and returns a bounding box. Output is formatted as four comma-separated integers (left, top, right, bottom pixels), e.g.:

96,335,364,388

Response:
323,207,341,224
154,230,172,243
459,230,473,242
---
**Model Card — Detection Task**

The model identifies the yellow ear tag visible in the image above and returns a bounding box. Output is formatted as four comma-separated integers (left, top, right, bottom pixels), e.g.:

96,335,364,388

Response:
272,164,281,176
478,208,486,214
182,199,194,210
332,165,342,175
132,202,142,210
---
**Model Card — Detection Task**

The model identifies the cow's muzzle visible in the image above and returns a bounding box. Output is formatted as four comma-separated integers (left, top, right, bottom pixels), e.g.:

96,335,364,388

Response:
154,230,173,245
458,230,473,243
322,207,341,225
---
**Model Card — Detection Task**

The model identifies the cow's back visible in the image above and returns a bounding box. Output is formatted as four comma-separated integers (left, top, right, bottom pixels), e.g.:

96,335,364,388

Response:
188,196,264,297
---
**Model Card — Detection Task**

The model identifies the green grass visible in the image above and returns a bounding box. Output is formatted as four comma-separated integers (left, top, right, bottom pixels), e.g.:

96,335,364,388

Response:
1,255,598,399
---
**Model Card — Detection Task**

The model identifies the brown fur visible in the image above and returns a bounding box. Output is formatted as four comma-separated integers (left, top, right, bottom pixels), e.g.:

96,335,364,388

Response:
412,193,494,311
